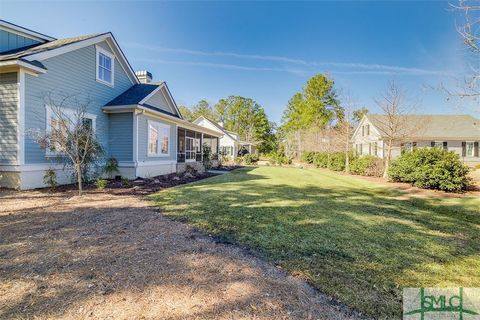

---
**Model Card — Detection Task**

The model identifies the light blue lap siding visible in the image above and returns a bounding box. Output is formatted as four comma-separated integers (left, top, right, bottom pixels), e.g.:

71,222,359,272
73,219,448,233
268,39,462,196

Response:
137,114,177,162
0,30,40,53
24,40,134,164
108,113,133,162
0,72,18,163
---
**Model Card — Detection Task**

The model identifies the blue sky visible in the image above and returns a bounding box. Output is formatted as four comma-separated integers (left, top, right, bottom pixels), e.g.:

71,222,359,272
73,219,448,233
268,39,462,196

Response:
1,1,475,123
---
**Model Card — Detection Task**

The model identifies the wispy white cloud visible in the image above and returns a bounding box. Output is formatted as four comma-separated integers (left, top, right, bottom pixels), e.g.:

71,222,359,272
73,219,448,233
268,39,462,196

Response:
133,58,290,72
127,43,455,77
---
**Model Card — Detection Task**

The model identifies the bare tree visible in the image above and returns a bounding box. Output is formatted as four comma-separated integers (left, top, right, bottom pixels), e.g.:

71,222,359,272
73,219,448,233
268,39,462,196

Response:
445,1,480,105
374,81,420,178
30,93,103,195
336,93,365,173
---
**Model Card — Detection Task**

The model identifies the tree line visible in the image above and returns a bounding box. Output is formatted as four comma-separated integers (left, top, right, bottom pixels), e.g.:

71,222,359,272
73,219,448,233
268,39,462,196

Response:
179,96,277,154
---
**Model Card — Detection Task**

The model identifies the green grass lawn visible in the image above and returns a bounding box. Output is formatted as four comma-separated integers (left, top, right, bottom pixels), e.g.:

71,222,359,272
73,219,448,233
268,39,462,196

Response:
150,166,480,319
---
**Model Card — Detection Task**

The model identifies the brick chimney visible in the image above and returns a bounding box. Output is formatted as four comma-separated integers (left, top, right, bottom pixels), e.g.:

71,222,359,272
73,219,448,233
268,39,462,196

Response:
135,70,152,84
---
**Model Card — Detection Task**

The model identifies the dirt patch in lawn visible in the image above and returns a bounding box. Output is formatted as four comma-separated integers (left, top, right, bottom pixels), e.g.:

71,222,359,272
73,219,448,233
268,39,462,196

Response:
0,189,364,320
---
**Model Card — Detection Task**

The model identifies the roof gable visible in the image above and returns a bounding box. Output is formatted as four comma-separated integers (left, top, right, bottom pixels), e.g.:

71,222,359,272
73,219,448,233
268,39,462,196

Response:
105,82,181,118
367,114,480,139
193,116,239,141
142,84,179,116
0,33,139,85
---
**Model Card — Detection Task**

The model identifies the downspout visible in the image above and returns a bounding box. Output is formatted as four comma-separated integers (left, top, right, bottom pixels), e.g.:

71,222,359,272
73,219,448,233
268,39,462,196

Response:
134,107,144,177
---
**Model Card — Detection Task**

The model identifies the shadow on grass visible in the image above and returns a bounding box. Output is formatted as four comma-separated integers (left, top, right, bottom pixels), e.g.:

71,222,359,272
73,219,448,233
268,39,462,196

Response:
150,167,480,319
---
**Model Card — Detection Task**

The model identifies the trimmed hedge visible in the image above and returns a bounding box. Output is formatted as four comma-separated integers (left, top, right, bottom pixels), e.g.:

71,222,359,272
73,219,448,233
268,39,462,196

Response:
301,151,316,164
350,156,384,177
388,148,471,192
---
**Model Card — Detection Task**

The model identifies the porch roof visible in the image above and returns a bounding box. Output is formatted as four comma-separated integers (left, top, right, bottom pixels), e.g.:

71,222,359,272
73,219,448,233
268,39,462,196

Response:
103,104,223,138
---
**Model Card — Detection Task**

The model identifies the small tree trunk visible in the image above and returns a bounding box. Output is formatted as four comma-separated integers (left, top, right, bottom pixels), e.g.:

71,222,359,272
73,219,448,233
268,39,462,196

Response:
345,132,350,173
77,163,83,196
383,140,392,178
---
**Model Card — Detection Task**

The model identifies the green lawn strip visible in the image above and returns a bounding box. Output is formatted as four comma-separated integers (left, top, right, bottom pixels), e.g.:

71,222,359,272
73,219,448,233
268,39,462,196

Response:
150,167,480,319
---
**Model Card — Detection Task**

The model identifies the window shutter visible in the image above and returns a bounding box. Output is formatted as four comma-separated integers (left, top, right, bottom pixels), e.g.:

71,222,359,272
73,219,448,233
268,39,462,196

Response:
462,142,466,157
431,141,435,148
475,142,479,157
362,126,364,136
443,141,448,150
369,143,372,155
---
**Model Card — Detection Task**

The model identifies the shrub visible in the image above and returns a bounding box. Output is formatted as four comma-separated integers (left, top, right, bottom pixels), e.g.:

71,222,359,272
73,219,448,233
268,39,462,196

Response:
104,157,119,178
43,168,58,190
95,178,108,189
202,144,212,170
328,152,346,171
313,152,329,168
267,152,292,166
301,151,316,164
234,157,244,165
388,148,471,192
350,156,384,177
243,154,259,165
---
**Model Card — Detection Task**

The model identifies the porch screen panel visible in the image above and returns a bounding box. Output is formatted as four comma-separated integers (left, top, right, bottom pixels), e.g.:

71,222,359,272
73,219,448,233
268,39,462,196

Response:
185,130,196,161
195,132,202,161
177,127,186,163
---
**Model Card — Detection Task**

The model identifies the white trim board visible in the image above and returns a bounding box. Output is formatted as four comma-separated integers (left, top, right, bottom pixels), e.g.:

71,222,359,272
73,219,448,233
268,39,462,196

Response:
17,70,25,165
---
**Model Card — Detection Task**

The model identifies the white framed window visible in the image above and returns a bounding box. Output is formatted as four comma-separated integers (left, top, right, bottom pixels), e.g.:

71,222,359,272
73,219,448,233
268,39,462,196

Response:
466,141,474,157
147,120,170,156
96,45,114,87
45,105,97,156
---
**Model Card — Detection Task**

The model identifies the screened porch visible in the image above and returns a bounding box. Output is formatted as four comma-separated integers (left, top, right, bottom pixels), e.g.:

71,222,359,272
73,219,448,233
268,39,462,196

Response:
177,127,219,163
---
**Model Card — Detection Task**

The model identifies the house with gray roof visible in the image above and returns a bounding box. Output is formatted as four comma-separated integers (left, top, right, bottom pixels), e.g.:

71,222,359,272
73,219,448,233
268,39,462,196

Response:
193,116,257,158
352,114,480,166
0,20,221,189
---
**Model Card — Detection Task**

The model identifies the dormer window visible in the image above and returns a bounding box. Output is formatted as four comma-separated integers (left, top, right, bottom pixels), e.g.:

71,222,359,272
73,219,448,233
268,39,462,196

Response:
96,46,114,86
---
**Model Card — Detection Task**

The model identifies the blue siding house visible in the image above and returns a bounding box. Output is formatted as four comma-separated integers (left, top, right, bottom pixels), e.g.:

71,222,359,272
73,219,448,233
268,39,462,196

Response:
0,20,221,189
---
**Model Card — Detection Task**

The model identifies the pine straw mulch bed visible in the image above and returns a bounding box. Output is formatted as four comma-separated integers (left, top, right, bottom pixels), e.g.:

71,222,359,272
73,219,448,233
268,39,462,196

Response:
0,178,364,319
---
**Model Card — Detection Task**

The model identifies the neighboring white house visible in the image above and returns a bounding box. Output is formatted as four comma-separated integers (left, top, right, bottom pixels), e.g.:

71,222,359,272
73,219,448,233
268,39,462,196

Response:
352,114,480,166
193,116,256,158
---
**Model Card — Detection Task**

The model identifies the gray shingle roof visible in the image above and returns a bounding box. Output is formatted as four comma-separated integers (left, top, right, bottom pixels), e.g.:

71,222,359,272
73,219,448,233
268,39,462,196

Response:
105,83,180,118
105,84,158,106
0,34,104,61
368,114,480,139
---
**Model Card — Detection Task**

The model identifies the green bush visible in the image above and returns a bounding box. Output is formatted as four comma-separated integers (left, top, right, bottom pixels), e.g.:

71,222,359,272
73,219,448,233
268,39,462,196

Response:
95,178,108,189
267,152,292,166
389,148,471,192
328,152,346,171
301,151,316,164
313,152,329,168
350,156,384,177
243,154,259,165
104,157,119,178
